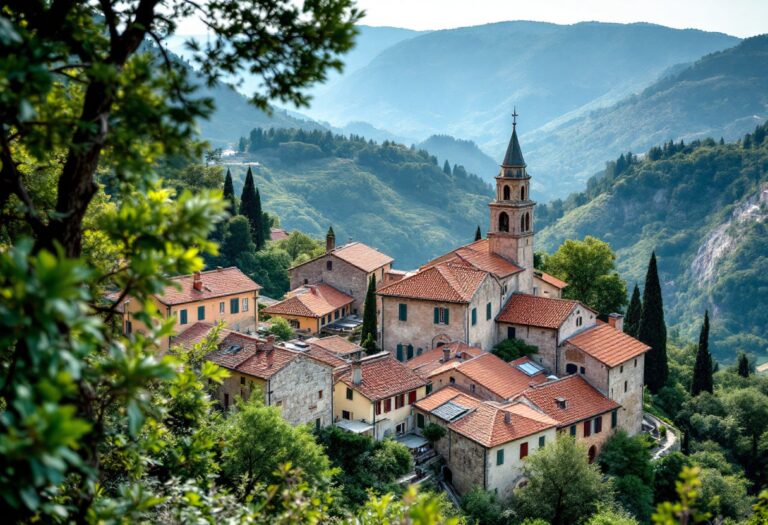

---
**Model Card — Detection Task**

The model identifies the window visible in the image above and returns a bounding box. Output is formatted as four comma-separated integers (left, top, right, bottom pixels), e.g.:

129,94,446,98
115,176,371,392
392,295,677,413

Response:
398,303,408,321
316,418,321,430
498,212,509,232
580,366,586,375
304,278,308,285
503,185,510,200
407,344,414,360
342,410,351,420
384,399,392,412
570,425,576,436
470,384,476,393
620,365,624,373
318,390,323,399
179,309,188,325
242,298,249,312
396,344,404,362
426,383,433,394
219,301,225,314
417,413,425,428
634,358,637,367
525,212,530,232
576,316,583,327
375,401,382,415
395,393,405,409
126,320,132,335
486,302,492,320
496,449,504,466
507,326,516,339
611,410,618,429
334,310,340,320
346,387,353,400
566,363,577,375
521,186,526,200
197,305,205,321
520,214,526,232
594,416,602,434
326,260,333,271
471,308,477,326
417,347,423,356
230,298,239,314
584,420,592,437
624,381,628,393
240,377,245,385
408,390,417,404
449,376,456,384
434,307,449,325
520,442,529,459
538,435,546,448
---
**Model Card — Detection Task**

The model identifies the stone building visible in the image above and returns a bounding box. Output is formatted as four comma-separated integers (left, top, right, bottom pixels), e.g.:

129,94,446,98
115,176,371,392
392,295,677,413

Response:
288,229,393,317
113,267,260,351
175,322,334,428
406,342,484,384
333,352,427,440
533,270,568,299
263,283,353,335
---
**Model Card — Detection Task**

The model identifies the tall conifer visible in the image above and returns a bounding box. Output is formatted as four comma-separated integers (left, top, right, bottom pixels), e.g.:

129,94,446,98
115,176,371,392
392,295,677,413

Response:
443,160,452,175
624,283,642,337
691,311,713,396
737,353,750,378
223,168,236,215
638,251,668,393
360,275,378,352
475,226,482,241
239,167,264,249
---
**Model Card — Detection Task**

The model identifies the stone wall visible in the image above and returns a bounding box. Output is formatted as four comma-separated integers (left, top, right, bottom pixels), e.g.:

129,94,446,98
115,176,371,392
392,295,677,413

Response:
214,371,267,410
559,344,609,392
607,354,645,435
270,356,334,427
467,277,502,351
446,430,487,497
497,322,558,371
380,297,468,356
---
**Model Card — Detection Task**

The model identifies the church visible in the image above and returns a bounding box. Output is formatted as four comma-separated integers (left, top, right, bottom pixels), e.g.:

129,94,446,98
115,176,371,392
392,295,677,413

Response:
377,114,649,436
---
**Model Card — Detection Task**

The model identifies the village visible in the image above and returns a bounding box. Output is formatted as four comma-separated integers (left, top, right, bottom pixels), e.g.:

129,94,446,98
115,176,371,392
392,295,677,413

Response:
110,119,668,500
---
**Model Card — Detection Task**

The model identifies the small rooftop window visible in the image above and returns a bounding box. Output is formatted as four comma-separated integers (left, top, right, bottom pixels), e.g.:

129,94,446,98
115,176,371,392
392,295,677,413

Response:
555,397,567,409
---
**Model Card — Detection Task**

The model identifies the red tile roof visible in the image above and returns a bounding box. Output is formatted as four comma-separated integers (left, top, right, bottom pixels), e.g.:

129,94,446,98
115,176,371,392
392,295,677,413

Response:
377,262,488,303
270,228,289,241
534,271,568,289
519,375,619,427
414,385,483,413
263,284,353,318
336,353,426,401
566,323,651,367
449,402,558,448
423,239,523,278
497,293,586,329
291,242,393,274
454,353,547,400
407,342,485,379
306,335,362,356
173,322,223,347
304,346,349,369
157,267,261,306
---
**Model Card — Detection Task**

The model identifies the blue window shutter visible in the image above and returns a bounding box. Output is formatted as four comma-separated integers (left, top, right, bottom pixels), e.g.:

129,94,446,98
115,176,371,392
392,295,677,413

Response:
399,303,407,321
180,309,188,325
230,298,239,314
486,302,492,320
407,344,414,360
396,344,404,361
434,307,439,324
444,308,449,325
197,305,205,320
471,308,477,325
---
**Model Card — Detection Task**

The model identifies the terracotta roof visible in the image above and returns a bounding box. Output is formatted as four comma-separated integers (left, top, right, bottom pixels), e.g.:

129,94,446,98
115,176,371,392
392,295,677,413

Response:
306,335,362,356
336,353,426,401
264,284,353,318
534,271,568,289
566,323,651,368
449,402,557,448
519,375,619,427
414,385,482,413
453,352,547,400
270,228,289,241
304,346,349,369
497,293,585,329
407,342,485,379
156,267,261,306
173,322,224,347
423,239,523,278
377,262,488,303
290,242,393,273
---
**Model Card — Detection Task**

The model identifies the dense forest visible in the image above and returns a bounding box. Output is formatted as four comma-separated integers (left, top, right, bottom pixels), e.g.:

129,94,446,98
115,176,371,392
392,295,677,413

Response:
538,122,768,361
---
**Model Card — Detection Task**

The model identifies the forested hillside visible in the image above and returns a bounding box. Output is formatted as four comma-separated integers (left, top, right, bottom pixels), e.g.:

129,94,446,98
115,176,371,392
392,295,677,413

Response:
526,34,768,199
418,135,499,183
538,123,768,361
229,128,492,268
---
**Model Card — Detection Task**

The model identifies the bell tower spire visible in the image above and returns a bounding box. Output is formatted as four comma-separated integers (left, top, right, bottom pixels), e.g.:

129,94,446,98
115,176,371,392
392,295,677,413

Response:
487,110,536,292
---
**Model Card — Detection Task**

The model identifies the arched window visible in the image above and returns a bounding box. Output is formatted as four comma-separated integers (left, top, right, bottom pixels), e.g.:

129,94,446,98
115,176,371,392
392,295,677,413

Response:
520,214,526,232
525,212,530,232
521,186,526,200
499,212,509,232
326,260,333,271
503,185,511,200
566,363,578,375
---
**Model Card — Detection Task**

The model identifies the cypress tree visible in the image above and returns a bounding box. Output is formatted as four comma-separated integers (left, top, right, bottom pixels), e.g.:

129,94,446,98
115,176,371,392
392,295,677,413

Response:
360,274,377,350
443,160,452,175
624,283,642,337
638,251,668,393
239,167,264,250
737,353,750,378
223,168,236,215
474,226,482,241
691,311,713,396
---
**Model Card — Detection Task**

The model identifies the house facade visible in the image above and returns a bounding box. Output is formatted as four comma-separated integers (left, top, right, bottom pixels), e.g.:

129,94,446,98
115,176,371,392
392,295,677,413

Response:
263,283,354,335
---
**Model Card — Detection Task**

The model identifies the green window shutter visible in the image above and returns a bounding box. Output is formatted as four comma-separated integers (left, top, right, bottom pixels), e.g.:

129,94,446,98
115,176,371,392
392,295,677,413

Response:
539,435,545,448
434,307,439,324
230,298,239,314
407,344,414,360
426,383,433,394
611,410,618,428
496,449,504,466
444,308,449,325
396,344,404,362
486,302,492,320
417,414,425,429
570,425,576,436
197,305,205,321
179,309,188,325
399,303,407,321
471,308,477,326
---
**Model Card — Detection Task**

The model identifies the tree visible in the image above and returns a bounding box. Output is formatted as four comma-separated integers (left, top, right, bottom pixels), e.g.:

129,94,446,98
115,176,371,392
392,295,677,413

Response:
542,236,627,316
361,274,378,349
221,215,257,267
515,437,611,525
724,388,768,463
358,487,463,525
239,167,265,249
443,159,452,175
277,231,323,260
691,311,713,396
599,430,654,522
653,452,692,504
587,505,639,525
652,467,711,525
422,423,447,445
625,284,642,337
737,352,750,378
475,225,482,241
492,338,538,362
461,488,504,525
223,168,237,215
638,252,668,393
268,317,295,341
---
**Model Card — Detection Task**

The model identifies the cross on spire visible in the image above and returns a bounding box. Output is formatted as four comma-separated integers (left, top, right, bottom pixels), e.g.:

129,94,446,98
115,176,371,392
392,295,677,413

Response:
512,107,518,129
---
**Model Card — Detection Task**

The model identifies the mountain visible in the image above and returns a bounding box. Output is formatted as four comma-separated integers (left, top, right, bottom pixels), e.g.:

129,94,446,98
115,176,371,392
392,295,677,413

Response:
305,21,738,158
418,135,499,183
226,128,492,268
537,123,768,361
526,35,768,200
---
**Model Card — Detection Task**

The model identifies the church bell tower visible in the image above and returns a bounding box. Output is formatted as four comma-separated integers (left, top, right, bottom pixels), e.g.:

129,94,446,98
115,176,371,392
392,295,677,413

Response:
488,110,535,290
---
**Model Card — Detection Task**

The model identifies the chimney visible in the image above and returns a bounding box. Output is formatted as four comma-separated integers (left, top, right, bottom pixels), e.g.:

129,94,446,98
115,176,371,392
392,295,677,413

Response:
264,335,275,353
503,411,511,424
193,271,203,291
608,313,624,332
442,346,451,363
352,359,362,385
326,226,335,253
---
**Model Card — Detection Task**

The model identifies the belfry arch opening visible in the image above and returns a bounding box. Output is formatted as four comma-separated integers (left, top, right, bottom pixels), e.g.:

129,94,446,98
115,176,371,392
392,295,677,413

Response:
503,185,511,201
525,212,531,232
520,214,525,232
499,212,509,232
520,186,526,200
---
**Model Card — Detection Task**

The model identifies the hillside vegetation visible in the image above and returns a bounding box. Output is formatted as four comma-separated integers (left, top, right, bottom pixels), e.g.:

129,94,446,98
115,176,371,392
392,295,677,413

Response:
538,123,768,361
526,34,768,199
228,128,492,268
418,135,499,183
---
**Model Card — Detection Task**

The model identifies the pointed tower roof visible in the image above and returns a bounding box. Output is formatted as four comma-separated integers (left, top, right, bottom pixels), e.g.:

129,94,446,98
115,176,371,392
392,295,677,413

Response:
502,110,526,167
